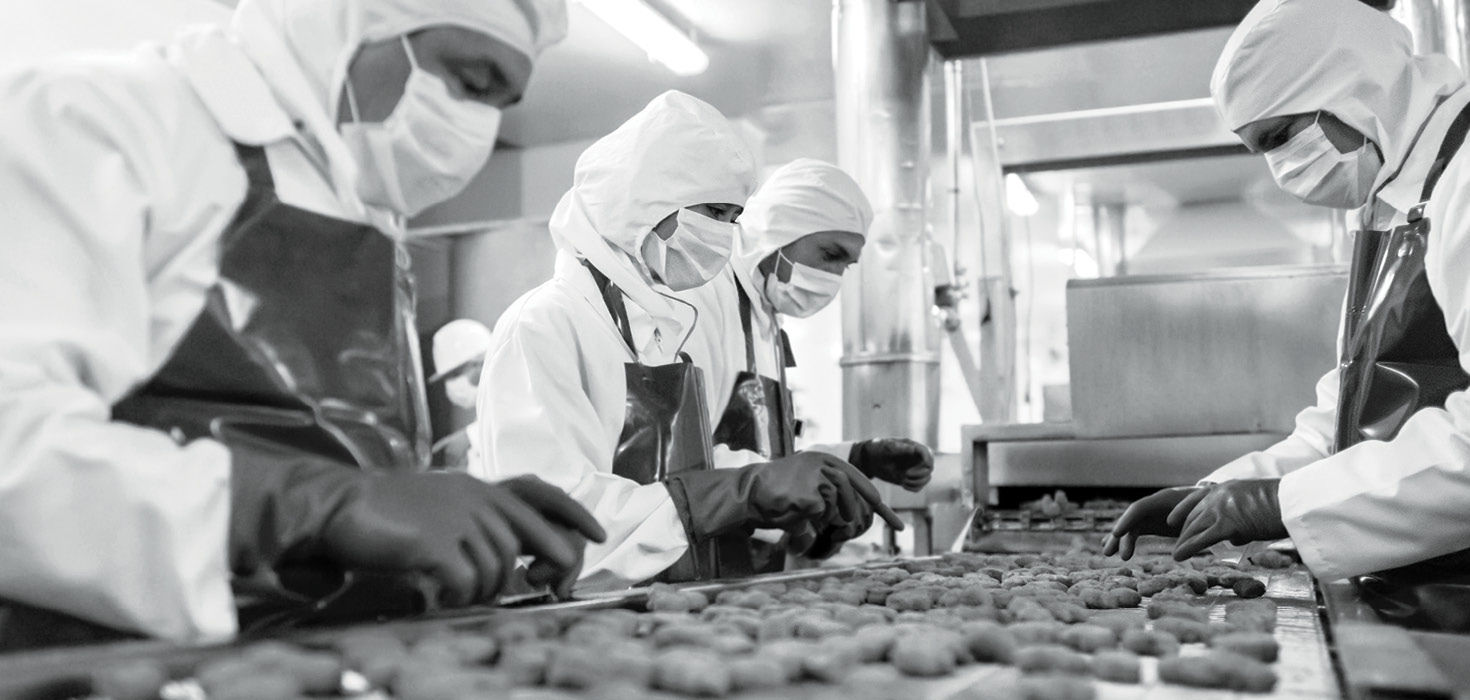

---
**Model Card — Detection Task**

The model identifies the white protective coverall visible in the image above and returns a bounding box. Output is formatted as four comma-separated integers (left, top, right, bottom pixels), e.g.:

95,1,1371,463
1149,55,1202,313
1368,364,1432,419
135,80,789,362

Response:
0,0,563,640
473,91,757,589
1205,0,1470,581
681,158,873,469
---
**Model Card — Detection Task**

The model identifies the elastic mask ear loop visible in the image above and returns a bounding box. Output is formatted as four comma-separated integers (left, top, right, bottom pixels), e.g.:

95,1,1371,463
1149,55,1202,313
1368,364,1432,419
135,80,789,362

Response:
400,35,421,72
344,75,364,124
657,289,700,359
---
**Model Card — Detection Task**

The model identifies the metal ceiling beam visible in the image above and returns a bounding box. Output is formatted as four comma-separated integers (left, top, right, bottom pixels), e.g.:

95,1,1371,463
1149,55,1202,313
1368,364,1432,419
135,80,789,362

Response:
929,0,1396,58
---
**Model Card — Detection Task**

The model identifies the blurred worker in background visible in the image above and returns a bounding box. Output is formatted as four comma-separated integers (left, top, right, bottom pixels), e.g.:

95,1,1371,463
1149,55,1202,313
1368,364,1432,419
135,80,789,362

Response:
0,0,603,646
680,158,933,563
476,92,900,589
1105,0,1470,584
430,319,494,468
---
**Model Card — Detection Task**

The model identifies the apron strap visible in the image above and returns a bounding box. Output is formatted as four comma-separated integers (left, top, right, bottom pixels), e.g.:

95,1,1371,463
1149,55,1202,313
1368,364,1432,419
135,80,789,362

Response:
1418,101,1470,204
735,282,759,371
233,142,274,189
582,260,638,356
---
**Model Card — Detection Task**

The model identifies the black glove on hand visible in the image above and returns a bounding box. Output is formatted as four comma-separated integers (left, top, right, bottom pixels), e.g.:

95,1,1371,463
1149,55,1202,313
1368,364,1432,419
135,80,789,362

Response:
1101,486,1203,560
229,444,606,608
849,438,934,492
663,451,902,545
1172,479,1288,561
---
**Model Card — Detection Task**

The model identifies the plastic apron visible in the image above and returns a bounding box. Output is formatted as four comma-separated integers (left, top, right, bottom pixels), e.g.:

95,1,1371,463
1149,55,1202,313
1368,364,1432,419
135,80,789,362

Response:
582,262,727,581
0,143,432,650
1339,102,1470,609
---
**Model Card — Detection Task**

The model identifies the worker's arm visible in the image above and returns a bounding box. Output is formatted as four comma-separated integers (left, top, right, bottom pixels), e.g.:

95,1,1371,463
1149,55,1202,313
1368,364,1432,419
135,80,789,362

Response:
1270,177,1470,581
474,300,689,588
0,67,238,639
1200,368,1339,482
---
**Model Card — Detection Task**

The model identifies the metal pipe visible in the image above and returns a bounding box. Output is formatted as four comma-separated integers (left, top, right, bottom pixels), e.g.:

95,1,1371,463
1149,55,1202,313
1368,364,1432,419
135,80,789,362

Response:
833,0,940,446
977,57,1018,424
1391,0,1470,70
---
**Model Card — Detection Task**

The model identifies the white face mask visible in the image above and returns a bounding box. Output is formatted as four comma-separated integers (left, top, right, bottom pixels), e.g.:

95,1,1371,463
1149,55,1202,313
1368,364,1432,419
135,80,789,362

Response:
644,208,736,291
445,375,478,408
1264,117,1382,209
341,36,503,217
763,249,844,318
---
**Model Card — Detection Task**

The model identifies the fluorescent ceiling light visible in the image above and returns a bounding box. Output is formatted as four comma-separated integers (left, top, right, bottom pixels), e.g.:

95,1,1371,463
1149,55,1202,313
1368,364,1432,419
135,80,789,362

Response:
578,0,709,76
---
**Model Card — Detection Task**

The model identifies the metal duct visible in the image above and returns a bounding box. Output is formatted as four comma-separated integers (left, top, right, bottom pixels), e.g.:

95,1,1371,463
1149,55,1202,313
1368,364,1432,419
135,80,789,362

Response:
833,0,941,446
1392,0,1470,70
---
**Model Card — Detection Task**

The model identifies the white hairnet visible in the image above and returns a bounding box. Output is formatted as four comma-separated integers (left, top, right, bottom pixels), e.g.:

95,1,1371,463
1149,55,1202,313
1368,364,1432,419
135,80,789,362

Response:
432,319,493,381
229,0,567,218
733,158,872,284
550,90,757,321
1211,0,1465,184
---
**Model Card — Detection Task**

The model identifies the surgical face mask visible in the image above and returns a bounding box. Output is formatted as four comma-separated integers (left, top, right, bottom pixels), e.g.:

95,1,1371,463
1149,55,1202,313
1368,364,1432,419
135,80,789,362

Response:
341,36,503,217
644,209,736,291
445,375,478,408
1264,118,1382,209
763,249,844,317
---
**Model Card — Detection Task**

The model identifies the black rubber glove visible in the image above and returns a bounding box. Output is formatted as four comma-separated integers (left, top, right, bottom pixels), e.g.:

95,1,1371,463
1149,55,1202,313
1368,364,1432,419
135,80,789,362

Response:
229,443,606,607
849,438,934,492
1101,486,1202,560
663,451,902,545
1172,479,1288,561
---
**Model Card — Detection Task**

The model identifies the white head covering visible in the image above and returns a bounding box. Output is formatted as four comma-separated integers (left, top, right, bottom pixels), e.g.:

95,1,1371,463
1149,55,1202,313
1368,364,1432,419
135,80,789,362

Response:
431,319,493,382
550,90,757,321
1211,0,1465,187
733,158,872,287
229,0,567,219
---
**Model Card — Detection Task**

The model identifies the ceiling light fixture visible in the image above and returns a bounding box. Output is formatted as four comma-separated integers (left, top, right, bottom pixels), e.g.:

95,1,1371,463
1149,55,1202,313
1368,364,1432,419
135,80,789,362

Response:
577,0,709,76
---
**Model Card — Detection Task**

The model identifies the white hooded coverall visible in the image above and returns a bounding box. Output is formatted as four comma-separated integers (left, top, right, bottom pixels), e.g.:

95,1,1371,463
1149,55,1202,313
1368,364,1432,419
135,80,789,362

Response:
1206,0,1470,581
473,91,757,589
0,0,563,640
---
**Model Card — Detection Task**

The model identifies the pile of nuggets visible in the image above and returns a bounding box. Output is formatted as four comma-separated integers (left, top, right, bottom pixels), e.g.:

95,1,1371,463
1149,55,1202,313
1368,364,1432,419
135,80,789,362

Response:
90,550,1298,700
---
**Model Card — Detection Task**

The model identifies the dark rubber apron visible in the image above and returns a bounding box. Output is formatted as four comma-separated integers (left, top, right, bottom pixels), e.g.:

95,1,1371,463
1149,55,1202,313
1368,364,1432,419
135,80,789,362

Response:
709,283,800,574
0,143,432,650
1340,102,1470,615
581,262,724,581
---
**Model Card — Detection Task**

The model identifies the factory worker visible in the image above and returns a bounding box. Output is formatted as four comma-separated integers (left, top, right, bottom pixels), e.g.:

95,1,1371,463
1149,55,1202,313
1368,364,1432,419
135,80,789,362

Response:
682,159,933,559
1105,0,1470,582
430,319,493,467
0,0,606,646
477,92,898,588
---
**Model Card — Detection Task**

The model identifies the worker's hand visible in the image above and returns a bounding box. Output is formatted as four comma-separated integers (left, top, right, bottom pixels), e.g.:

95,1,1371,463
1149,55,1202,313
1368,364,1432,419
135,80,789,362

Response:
1171,479,1288,561
1101,486,1204,560
663,452,902,545
849,438,934,492
317,472,605,607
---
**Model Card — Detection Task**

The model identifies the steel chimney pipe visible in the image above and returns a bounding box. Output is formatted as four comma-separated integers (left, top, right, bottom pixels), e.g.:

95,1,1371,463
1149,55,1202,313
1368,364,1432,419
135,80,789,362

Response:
833,0,940,446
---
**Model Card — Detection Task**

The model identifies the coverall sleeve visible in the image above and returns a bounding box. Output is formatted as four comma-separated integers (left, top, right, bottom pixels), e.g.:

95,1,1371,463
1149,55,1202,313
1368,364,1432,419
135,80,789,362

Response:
1202,368,1339,482
0,70,235,639
474,300,689,589
1272,175,1470,582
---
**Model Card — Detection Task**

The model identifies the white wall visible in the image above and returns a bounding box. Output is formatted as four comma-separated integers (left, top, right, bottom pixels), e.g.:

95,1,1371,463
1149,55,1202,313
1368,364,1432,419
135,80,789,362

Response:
2,0,227,70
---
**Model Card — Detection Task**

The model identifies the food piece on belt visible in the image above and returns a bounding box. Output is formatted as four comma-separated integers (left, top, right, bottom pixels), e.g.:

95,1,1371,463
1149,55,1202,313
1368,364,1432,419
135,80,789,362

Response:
1039,599,1090,623
1017,673,1097,700
711,613,761,640
1232,577,1268,599
648,584,710,612
833,605,890,629
1090,650,1141,684
758,612,801,641
1158,651,1278,692
653,622,722,648
1153,616,1213,643
393,667,511,700
853,623,899,662
952,604,1003,623
885,587,935,612
239,641,346,693
1248,550,1295,569
938,585,994,608
760,639,818,681
1008,620,1065,645
796,615,853,640
1009,598,1058,622
959,620,1018,664
1087,611,1144,637
1119,628,1182,657
803,638,864,683
869,567,911,585
1136,576,1174,597
989,588,1016,609
1224,599,1279,632
821,585,869,606
1210,631,1280,662
410,632,499,667
653,648,733,696
890,633,960,677
545,643,653,689
1105,588,1142,608
334,633,409,686
1147,599,1209,622
1015,645,1091,675
843,662,904,690
205,672,305,700
1057,624,1116,653
729,654,792,691
92,660,169,700
717,589,780,610
496,641,555,686
490,618,547,645
782,588,827,605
